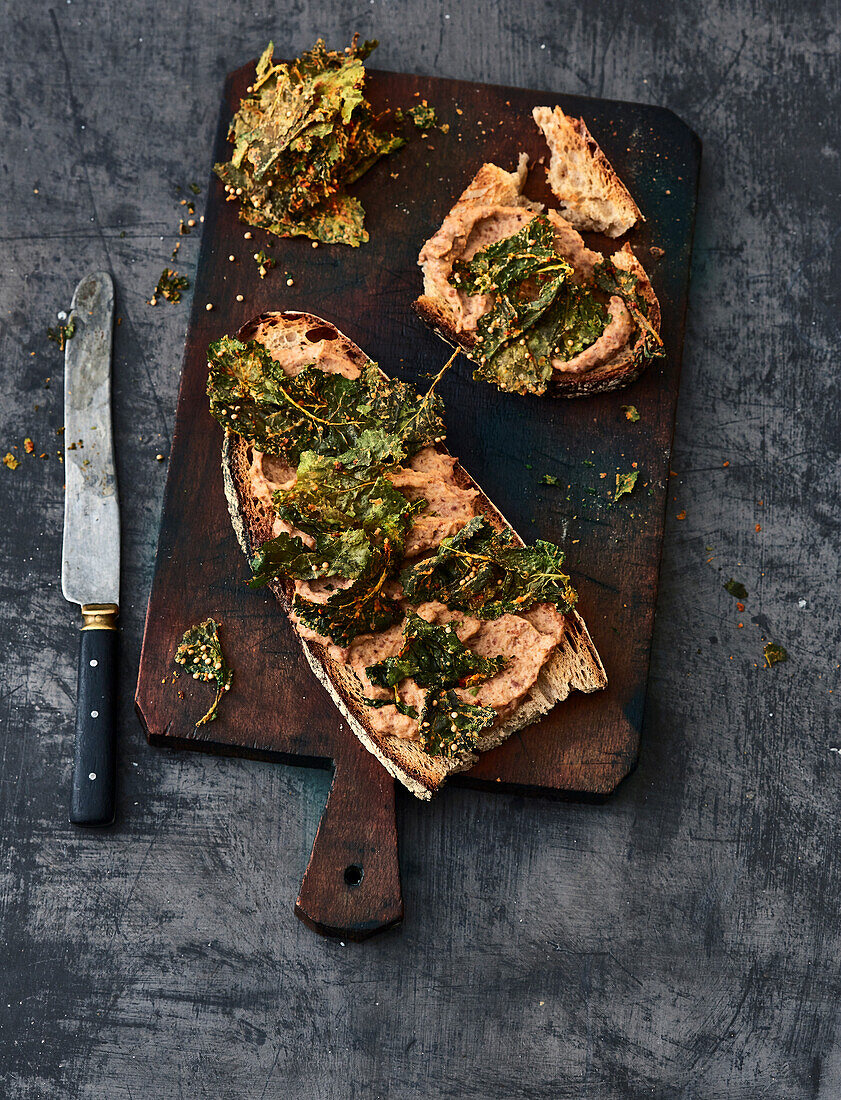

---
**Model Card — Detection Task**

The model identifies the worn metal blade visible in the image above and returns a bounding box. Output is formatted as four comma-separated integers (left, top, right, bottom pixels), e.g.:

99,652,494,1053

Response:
61,272,120,607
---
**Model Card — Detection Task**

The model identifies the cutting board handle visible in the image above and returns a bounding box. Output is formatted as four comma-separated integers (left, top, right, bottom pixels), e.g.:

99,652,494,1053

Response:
295,744,403,941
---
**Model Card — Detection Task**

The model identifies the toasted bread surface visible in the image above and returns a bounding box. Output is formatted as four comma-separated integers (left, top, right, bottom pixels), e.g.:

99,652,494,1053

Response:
532,105,642,237
220,312,607,798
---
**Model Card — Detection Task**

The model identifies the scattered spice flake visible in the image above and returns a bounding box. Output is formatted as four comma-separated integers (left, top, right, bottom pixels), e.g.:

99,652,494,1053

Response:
737,601,745,612
676,510,686,520
23,438,35,454
615,470,638,500
763,642,788,668
540,473,559,486
621,404,640,422
724,578,748,600
188,182,201,195
755,523,762,532
47,317,76,352
153,268,190,304
722,460,730,468
3,453,19,471
254,250,275,278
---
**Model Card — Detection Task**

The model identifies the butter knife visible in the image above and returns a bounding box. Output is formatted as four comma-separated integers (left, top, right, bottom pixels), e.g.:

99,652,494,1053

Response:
61,272,120,827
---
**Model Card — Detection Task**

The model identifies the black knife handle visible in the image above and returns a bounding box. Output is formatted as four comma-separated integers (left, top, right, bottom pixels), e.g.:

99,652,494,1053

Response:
70,606,118,827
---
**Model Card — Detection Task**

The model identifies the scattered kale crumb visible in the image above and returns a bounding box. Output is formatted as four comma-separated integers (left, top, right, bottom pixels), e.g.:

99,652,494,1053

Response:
525,463,532,469
47,317,76,351
583,459,595,467
724,578,748,600
615,470,639,500
540,473,559,486
254,250,275,278
408,102,437,130
621,405,640,422
152,268,190,304
763,642,788,668
189,182,201,195
174,618,233,726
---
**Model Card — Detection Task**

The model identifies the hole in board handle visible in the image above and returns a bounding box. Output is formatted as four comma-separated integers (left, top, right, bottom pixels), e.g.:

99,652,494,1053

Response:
343,864,364,887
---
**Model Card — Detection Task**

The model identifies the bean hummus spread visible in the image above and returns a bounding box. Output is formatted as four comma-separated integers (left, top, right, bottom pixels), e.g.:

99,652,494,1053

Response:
245,334,569,744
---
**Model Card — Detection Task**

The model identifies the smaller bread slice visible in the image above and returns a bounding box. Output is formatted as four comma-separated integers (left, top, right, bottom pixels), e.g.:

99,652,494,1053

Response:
414,157,660,398
220,311,607,799
533,105,642,238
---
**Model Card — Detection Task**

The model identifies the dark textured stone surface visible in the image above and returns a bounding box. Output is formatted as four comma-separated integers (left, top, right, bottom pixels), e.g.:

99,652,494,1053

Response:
1,2,839,1096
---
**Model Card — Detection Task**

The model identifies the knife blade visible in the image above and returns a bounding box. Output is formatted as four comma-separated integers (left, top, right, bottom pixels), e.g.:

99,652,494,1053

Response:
62,271,119,827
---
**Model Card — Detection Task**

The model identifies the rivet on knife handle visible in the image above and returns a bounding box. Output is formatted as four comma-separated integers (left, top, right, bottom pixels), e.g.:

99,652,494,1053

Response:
70,604,118,827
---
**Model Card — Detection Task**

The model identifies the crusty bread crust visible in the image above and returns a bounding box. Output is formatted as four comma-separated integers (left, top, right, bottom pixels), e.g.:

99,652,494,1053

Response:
414,241,661,399
220,311,607,798
533,105,642,238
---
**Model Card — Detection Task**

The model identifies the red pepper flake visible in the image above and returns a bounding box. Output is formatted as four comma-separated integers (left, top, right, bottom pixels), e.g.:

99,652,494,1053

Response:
722,460,730,468
755,523,761,532
737,602,745,612
737,623,744,629
676,510,686,520
23,437,34,454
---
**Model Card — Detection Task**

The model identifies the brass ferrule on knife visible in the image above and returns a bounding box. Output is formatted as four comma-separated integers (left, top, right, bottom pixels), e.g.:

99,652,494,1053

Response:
81,604,119,631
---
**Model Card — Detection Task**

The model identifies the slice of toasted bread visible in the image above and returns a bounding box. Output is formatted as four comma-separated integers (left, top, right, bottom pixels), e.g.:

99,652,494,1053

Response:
532,105,642,238
220,311,607,799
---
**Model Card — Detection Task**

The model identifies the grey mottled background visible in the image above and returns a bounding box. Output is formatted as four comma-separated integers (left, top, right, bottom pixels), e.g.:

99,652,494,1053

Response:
2,2,840,1097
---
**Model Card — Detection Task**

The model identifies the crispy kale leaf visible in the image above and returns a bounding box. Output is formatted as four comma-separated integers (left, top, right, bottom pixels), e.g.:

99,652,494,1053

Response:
615,470,638,500
274,442,422,535
174,618,233,726
366,611,506,690
593,257,664,360
291,548,403,647
250,440,425,599
417,689,496,759
450,215,609,395
401,516,577,618
214,37,404,245
248,528,372,588
153,268,190,304
363,613,502,759
206,337,445,463
280,450,424,644
47,317,76,351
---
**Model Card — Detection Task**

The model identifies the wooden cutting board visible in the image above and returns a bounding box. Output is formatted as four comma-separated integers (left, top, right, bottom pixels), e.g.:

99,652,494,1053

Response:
135,62,700,940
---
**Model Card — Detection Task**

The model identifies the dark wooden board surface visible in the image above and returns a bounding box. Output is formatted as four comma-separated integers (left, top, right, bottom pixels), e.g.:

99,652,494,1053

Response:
134,64,698,936
6,1,838,1094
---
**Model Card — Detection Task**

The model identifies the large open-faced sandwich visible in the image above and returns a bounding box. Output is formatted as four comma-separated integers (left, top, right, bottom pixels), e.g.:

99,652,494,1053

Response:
208,311,607,799
414,105,663,398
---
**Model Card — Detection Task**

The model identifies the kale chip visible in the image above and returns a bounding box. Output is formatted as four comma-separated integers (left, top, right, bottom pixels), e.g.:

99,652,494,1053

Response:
401,516,577,618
